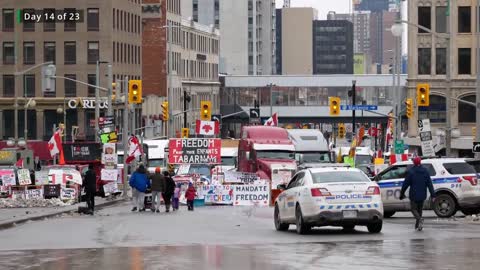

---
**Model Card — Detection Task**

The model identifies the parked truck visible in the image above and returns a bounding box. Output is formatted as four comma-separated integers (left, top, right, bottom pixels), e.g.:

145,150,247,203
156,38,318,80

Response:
287,129,332,168
237,126,297,203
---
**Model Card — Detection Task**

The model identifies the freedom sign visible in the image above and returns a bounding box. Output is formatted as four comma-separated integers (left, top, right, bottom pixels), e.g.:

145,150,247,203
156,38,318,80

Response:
168,138,221,164
232,184,270,206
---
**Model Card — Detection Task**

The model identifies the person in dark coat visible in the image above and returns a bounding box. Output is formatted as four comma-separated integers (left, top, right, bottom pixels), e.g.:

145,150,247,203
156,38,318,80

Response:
150,167,166,213
162,171,176,212
400,157,436,231
83,164,97,214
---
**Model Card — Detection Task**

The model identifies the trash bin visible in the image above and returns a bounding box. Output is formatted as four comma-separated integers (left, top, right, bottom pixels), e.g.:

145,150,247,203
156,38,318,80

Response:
193,198,205,207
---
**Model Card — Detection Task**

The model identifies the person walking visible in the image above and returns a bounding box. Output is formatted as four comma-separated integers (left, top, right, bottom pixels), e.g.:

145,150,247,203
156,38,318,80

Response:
150,167,165,213
163,171,176,212
185,182,197,211
83,164,97,215
129,164,150,212
172,183,181,211
400,157,436,231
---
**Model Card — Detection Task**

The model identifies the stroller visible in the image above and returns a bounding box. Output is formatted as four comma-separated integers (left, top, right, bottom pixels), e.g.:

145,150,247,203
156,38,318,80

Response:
144,187,153,210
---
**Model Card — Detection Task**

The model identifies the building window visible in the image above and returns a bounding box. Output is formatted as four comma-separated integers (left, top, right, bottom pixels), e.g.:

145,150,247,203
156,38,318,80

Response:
2,9,14,31
113,8,116,29
44,42,56,63
116,9,120,31
23,42,35,64
88,42,99,64
435,48,446,75
418,7,431,33
458,95,476,123
418,95,446,123
3,42,14,64
24,74,35,97
2,75,14,97
418,48,431,75
43,8,56,32
64,8,76,31
435,7,446,33
458,48,471,74
64,42,76,64
64,74,76,97
113,42,116,62
87,8,99,31
23,9,35,31
117,42,120,63
458,7,471,33
88,74,96,97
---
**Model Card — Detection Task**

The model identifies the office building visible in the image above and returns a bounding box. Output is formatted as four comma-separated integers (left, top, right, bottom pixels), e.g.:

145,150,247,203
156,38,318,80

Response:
0,0,142,141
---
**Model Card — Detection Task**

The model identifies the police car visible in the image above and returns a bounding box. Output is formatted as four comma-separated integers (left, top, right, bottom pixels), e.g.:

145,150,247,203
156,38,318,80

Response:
374,158,480,218
274,167,383,234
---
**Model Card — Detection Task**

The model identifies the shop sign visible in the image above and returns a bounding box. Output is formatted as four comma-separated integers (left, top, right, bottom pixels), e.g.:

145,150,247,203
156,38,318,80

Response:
67,99,109,109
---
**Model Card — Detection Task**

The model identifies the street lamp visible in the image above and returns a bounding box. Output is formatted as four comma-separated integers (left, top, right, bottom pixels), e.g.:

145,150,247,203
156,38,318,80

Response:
390,22,403,141
24,98,36,142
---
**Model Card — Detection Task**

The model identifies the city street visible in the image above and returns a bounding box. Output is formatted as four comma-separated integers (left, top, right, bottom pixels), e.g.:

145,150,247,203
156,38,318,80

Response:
0,203,480,269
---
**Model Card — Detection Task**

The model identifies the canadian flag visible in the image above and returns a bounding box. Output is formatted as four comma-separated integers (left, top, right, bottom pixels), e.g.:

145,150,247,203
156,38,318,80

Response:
390,154,408,165
196,120,219,136
264,113,278,126
48,129,65,165
126,135,143,164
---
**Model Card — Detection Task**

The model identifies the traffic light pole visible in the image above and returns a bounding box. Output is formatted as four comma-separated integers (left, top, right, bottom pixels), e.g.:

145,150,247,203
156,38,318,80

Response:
122,76,129,198
476,0,480,158
445,4,453,157
183,90,188,128
351,80,356,138
107,64,113,116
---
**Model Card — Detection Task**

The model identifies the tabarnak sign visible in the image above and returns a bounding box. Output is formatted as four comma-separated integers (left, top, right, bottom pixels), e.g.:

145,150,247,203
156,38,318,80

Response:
168,138,221,164
68,99,109,109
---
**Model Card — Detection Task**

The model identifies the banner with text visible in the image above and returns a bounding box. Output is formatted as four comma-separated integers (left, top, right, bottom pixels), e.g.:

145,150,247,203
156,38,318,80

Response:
232,184,270,206
224,171,260,184
201,185,233,205
168,138,221,164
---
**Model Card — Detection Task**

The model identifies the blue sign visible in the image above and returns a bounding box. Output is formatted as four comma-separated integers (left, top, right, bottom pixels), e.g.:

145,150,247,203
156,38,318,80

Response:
340,105,378,111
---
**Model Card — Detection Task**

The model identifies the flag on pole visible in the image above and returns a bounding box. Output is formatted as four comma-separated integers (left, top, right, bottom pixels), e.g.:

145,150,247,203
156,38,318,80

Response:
390,153,408,165
195,120,220,136
48,128,65,164
264,113,278,126
126,135,143,164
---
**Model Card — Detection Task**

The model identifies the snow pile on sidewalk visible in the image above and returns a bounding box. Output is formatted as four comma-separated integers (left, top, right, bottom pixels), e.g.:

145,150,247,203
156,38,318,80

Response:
0,198,74,208
465,215,480,222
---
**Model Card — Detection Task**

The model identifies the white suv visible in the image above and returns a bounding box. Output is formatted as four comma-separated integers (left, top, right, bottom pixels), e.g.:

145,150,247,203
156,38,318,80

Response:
374,158,480,218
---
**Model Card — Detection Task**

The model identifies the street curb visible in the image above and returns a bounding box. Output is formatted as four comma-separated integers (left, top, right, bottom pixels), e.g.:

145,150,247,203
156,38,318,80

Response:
0,198,126,231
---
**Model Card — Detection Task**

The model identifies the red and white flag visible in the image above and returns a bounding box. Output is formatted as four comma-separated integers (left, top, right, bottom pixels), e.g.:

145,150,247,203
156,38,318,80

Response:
48,128,65,164
15,158,23,168
126,135,143,164
390,153,408,165
196,120,219,136
264,113,278,126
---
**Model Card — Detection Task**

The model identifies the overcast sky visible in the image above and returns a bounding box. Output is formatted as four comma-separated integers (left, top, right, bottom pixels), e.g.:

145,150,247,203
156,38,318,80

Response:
275,0,351,19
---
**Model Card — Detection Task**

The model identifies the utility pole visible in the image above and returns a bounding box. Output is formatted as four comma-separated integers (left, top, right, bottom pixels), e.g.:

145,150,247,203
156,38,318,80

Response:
95,61,100,142
445,0,452,157
476,0,480,158
351,80,357,137
122,76,129,198
269,83,274,117
107,64,113,116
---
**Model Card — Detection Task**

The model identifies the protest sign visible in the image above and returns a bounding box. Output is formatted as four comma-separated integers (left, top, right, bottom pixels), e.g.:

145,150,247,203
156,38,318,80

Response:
103,182,119,195
168,138,221,164
201,185,233,204
17,169,32,185
12,190,26,200
224,171,260,184
48,169,82,185
102,143,117,168
44,185,61,198
0,169,16,186
26,189,44,199
101,169,118,181
35,170,50,185
60,188,76,200
232,184,270,206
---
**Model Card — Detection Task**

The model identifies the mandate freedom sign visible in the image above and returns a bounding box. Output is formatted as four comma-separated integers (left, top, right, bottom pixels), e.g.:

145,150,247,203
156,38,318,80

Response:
168,138,221,164
232,184,270,206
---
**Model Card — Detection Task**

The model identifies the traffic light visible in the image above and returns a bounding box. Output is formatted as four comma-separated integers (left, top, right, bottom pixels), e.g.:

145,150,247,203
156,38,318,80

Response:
338,123,346,138
416,83,430,107
329,97,341,116
181,128,189,138
128,80,142,104
473,127,476,138
200,101,212,121
405,98,413,119
111,82,117,101
161,101,169,121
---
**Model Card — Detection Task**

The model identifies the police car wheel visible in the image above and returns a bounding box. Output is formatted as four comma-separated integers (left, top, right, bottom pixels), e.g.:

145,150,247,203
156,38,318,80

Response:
367,221,382,233
295,205,310,235
383,211,396,218
274,204,289,231
433,194,457,218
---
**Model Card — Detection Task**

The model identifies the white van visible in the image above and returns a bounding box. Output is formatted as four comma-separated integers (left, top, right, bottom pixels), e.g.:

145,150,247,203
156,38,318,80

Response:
143,139,169,173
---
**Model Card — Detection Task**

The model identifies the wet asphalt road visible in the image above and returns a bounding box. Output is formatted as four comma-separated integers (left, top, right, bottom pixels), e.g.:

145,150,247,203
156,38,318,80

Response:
0,203,480,269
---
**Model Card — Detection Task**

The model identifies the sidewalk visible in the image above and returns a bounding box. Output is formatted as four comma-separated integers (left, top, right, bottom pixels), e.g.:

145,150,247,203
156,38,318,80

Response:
0,197,125,230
